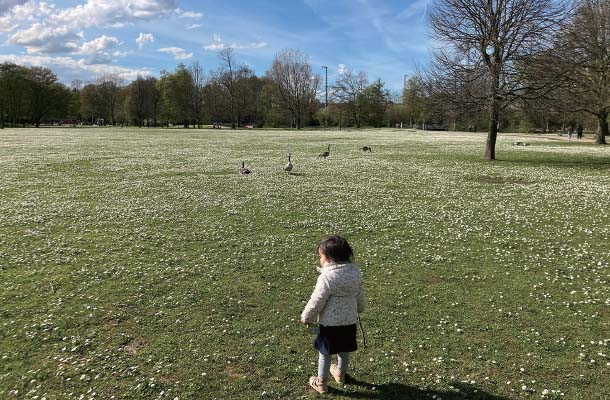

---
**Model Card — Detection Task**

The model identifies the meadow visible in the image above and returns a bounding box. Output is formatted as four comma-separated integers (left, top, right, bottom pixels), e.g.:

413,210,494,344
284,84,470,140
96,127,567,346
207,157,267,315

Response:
1,127,609,400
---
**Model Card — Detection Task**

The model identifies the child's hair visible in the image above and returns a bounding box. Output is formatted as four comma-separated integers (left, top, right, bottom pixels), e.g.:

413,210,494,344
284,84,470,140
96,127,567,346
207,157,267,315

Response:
317,235,354,263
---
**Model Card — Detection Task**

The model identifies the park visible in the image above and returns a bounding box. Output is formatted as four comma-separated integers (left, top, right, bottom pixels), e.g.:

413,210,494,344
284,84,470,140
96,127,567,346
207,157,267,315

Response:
2,0,610,398
1,127,609,399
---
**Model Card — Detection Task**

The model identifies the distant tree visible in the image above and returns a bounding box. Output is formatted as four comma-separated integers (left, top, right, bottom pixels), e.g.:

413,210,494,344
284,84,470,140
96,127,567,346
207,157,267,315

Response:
159,65,194,128
26,66,70,127
95,74,125,125
552,0,610,144
333,69,368,128
362,79,391,127
234,68,260,126
203,79,228,127
0,62,29,127
428,0,568,159
403,76,432,128
80,83,99,124
68,81,82,122
215,48,239,128
189,61,206,128
125,75,154,127
267,49,320,129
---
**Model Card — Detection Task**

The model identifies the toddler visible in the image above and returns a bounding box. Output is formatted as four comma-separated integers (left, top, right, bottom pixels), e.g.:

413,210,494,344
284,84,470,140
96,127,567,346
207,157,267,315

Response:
300,235,366,394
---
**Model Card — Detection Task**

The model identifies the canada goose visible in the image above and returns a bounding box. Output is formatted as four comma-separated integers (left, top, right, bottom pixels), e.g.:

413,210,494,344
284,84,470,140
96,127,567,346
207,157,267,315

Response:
239,161,251,175
319,144,330,159
283,154,294,173
360,146,372,152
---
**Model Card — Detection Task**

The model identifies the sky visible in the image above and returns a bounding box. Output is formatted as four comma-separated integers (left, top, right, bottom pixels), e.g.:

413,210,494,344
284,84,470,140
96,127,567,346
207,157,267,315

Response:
0,0,432,92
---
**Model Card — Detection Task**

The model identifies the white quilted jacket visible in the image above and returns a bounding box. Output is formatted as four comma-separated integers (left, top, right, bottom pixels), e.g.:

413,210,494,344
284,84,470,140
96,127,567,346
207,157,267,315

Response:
301,262,366,326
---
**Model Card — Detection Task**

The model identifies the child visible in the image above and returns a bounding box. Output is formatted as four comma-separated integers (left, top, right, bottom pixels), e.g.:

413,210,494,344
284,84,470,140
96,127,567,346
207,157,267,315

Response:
300,235,366,394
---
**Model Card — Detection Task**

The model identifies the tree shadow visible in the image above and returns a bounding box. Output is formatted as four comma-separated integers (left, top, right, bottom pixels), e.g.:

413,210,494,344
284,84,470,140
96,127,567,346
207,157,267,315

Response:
331,376,512,400
496,158,609,169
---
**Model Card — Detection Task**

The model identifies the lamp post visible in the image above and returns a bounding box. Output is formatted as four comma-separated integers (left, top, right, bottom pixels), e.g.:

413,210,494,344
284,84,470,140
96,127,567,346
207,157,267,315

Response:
322,65,328,128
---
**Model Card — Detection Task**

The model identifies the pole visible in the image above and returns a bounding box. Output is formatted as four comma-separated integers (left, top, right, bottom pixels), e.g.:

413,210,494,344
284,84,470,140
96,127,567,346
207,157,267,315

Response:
322,66,328,128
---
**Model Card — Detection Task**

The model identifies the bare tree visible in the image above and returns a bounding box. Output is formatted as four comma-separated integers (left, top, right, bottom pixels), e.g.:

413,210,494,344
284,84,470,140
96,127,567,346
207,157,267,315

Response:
428,0,569,159
189,61,206,128
96,74,125,125
215,48,240,129
267,49,320,129
553,0,610,144
333,69,368,128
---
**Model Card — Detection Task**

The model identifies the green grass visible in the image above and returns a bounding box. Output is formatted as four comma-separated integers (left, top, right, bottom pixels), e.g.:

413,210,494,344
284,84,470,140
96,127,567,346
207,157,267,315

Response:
1,127,609,399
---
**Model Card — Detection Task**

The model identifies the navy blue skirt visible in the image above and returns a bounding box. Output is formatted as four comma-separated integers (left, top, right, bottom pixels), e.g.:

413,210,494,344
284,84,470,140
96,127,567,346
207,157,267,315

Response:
314,324,358,355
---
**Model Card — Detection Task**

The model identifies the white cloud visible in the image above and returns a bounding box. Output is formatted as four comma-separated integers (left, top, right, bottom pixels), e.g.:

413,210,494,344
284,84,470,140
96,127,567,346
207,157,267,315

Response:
203,34,267,51
136,32,154,49
234,41,267,50
338,64,346,74
203,43,224,51
185,23,201,30
0,0,54,33
0,53,149,81
179,10,202,18
0,0,28,15
158,47,193,60
79,35,120,54
76,35,121,64
8,0,178,54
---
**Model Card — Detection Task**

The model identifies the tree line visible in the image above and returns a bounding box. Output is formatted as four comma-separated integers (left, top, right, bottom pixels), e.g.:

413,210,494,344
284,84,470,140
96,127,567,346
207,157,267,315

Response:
420,0,610,159
0,48,397,130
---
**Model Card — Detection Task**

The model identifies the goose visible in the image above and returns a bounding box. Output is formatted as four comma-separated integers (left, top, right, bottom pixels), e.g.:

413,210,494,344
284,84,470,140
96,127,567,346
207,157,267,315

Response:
239,161,251,175
319,144,330,159
360,146,372,153
283,154,294,173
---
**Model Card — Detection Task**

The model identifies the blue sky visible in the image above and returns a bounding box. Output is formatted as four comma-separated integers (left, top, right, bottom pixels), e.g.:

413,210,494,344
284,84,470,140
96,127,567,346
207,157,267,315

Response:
0,0,432,91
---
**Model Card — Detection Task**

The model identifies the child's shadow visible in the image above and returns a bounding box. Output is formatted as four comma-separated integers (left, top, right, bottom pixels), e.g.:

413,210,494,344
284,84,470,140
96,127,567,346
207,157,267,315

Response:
336,376,511,400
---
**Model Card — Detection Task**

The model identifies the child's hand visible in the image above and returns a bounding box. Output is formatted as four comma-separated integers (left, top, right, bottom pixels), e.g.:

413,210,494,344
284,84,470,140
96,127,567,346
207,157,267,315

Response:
300,319,307,324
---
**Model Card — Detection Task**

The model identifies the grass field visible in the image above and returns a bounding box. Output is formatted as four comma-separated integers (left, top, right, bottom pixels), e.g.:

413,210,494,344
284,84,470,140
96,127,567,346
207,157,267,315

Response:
1,127,609,400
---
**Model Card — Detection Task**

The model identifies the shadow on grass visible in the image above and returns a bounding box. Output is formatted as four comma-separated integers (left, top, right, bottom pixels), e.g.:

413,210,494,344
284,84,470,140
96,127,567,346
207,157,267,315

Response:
334,376,511,400
496,157,609,169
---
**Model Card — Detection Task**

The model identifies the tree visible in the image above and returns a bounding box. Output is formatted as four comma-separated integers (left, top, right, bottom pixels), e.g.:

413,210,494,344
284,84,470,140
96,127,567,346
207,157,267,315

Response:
267,49,320,129
403,76,433,128
203,79,228,127
96,75,125,125
428,0,568,159
158,65,194,128
553,0,610,144
26,66,70,127
333,69,368,128
80,83,100,124
215,48,239,129
362,79,392,128
125,75,156,127
189,61,206,128
0,62,29,127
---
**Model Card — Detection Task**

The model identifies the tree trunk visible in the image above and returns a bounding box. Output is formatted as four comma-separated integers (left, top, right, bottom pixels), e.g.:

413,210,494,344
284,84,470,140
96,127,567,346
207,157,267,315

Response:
596,113,608,144
485,97,500,160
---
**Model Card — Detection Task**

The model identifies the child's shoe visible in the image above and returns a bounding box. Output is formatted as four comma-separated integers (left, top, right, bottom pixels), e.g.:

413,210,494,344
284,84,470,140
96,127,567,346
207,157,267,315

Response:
308,376,328,394
330,364,345,384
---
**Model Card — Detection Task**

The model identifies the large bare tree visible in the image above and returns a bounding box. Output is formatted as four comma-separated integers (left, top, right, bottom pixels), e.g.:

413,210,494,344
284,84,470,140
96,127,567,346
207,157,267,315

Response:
553,0,610,144
267,49,319,129
428,0,568,159
333,69,368,128
96,74,125,126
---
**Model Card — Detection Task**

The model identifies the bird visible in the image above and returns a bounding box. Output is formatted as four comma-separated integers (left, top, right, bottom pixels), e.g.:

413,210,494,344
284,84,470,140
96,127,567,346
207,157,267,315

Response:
283,154,294,173
319,144,330,159
360,146,372,153
239,161,251,175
